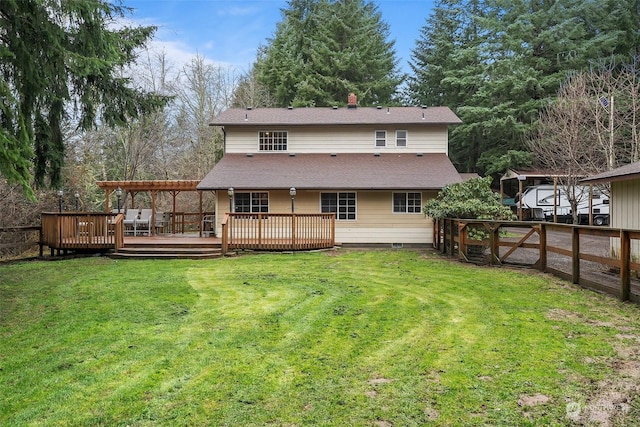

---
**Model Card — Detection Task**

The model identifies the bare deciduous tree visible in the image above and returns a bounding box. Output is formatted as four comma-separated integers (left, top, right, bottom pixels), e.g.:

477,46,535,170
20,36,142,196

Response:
528,74,602,224
529,56,640,223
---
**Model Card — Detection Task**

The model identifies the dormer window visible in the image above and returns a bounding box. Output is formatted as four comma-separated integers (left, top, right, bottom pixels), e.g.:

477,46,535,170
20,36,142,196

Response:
259,131,287,151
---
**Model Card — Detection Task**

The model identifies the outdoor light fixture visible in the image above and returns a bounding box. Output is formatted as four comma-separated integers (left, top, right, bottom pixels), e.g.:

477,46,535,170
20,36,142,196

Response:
57,189,63,213
115,187,122,213
228,187,234,213
75,192,80,211
289,187,296,213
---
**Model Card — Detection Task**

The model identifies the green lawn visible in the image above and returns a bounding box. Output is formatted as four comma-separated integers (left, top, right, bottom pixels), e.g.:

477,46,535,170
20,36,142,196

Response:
1,250,639,426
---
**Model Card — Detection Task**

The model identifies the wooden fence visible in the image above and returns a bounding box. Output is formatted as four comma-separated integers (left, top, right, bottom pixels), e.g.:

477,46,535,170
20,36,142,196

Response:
41,213,125,255
221,213,335,254
434,219,640,303
0,226,43,258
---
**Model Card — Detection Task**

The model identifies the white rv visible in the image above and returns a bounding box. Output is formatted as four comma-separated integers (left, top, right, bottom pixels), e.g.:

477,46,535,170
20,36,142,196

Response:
516,184,609,225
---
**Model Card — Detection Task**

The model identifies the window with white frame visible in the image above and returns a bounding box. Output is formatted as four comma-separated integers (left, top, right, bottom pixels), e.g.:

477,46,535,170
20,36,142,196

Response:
234,192,269,212
259,131,287,151
321,192,356,220
375,130,386,148
393,192,422,213
396,130,408,147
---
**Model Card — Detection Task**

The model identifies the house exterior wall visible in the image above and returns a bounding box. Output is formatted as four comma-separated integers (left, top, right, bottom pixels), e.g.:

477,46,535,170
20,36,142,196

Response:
611,180,640,230
214,190,436,245
224,125,449,155
610,180,640,258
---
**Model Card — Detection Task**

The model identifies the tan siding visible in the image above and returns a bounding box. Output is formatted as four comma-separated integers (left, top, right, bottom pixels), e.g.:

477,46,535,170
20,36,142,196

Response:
610,180,640,258
611,180,640,230
213,189,437,244
224,125,448,154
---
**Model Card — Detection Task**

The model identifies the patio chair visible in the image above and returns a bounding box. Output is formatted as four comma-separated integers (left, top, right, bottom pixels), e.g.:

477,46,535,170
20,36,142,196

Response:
155,212,169,234
202,214,215,237
123,209,139,235
134,209,153,236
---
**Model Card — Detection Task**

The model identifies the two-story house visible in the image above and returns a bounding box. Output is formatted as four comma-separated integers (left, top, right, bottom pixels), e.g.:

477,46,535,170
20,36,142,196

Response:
197,96,463,246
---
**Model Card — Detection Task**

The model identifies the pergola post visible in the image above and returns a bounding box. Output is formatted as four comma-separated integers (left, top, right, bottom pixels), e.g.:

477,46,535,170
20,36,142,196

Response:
95,180,204,236
198,191,203,237
151,190,157,236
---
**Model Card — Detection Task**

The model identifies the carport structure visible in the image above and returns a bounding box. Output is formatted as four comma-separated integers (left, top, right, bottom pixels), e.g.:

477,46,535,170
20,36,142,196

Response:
96,180,215,236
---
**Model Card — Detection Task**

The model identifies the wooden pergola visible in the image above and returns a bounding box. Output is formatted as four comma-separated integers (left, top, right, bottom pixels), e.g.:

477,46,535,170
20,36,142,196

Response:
96,180,214,236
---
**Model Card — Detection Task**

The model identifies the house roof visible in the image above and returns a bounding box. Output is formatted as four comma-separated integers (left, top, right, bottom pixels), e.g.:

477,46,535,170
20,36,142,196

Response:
460,173,481,181
197,153,462,191
500,168,565,182
210,106,462,126
581,161,640,184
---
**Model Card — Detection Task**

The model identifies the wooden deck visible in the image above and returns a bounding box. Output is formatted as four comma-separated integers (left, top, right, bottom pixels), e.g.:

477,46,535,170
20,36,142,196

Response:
41,212,336,258
115,235,223,259
123,235,222,245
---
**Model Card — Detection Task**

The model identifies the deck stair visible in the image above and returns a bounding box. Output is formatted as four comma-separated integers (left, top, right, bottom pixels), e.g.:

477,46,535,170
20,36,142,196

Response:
112,237,223,259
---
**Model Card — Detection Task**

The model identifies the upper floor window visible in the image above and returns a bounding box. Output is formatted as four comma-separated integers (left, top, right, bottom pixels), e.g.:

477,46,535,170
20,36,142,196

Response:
234,192,269,213
396,130,408,147
393,192,422,213
259,131,287,151
375,130,386,148
321,192,356,220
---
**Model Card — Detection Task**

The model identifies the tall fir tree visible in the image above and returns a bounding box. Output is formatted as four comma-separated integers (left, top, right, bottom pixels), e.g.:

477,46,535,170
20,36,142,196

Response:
257,0,401,107
0,0,166,195
408,0,638,176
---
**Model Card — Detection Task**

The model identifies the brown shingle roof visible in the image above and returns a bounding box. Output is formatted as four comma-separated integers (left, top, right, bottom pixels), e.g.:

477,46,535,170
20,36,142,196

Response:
211,106,462,126
581,161,640,184
197,153,462,191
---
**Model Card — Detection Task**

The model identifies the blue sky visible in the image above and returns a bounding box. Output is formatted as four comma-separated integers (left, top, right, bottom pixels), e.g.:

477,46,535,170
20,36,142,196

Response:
125,0,435,75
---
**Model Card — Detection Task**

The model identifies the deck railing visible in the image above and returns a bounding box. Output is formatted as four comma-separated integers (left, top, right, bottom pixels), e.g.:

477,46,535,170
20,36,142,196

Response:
434,218,640,303
221,213,335,254
41,213,124,254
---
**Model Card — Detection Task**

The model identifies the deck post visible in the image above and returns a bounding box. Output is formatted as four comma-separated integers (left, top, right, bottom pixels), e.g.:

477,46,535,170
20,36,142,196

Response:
620,229,631,301
221,215,229,255
572,226,580,285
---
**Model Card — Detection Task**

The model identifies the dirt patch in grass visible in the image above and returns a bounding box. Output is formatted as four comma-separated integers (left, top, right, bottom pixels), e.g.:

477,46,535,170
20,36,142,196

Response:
572,335,640,426
518,393,551,407
546,308,616,328
545,307,640,426
368,377,394,385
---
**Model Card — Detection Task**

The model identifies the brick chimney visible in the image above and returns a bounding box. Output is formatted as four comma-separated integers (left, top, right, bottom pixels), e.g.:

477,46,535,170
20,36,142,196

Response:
347,92,357,108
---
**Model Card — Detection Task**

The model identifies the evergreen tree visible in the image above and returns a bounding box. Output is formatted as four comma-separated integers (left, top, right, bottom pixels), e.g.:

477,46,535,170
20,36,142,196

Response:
0,0,165,195
257,0,401,107
408,0,638,176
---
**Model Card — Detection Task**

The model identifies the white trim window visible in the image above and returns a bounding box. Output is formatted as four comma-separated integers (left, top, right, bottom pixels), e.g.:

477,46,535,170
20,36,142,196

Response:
375,130,386,148
393,192,422,213
396,130,408,147
235,192,269,212
259,131,287,151
321,192,356,220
